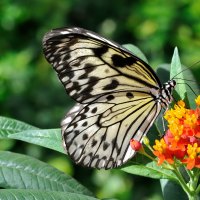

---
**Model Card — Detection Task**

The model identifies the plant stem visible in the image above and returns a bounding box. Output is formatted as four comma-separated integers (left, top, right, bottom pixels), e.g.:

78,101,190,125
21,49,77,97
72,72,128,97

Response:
172,164,191,196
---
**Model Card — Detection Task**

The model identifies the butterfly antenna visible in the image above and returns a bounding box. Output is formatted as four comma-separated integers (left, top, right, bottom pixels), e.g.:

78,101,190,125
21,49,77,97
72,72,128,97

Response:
176,82,198,96
173,77,197,83
174,78,200,93
171,60,200,80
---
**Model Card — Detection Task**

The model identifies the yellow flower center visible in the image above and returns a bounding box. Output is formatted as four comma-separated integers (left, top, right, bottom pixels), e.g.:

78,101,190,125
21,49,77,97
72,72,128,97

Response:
168,123,183,140
184,113,197,127
153,139,167,153
187,143,200,159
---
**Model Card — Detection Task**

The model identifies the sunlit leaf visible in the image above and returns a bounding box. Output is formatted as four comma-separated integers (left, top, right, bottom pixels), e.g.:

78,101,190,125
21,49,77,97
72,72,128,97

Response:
121,161,177,181
9,129,64,153
0,116,38,139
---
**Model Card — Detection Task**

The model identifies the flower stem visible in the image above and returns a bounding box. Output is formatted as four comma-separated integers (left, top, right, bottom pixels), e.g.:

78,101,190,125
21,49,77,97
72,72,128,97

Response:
172,164,191,197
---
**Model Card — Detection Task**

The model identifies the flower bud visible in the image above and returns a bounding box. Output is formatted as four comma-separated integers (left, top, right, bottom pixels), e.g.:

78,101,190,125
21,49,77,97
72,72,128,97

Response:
130,139,142,151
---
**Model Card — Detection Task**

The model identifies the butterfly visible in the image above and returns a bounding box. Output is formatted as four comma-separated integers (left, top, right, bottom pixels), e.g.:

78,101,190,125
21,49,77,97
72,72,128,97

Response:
42,27,176,169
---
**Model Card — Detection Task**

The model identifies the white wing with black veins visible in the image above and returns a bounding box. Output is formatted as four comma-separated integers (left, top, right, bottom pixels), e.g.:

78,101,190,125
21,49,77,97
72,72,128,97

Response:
43,27,172,169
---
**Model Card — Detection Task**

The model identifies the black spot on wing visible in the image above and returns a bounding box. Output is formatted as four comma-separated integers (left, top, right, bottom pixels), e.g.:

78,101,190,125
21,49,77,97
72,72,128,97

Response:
91,107,97,113
103,142,110,151
112,54,135,67
79,64,94,79
60,69,74,80
111,138,121,155
103,79,119,90
93,46,108,57
72,81,81,91
106,95,115,101
78,76,99,100
84,106,90,113
82,121,88,127
126,92,134,99
82,134,88,140
91,139,98,147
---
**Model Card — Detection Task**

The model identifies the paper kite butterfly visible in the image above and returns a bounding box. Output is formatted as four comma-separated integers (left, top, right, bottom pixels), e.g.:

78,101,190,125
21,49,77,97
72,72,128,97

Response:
42,27,176,169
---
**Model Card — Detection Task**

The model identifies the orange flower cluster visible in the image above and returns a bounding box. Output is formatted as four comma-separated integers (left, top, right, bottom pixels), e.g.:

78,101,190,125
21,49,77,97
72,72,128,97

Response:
153,96,200,169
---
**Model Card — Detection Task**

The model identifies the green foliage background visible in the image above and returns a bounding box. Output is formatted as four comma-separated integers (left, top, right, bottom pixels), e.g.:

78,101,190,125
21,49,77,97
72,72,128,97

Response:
1,1,200,199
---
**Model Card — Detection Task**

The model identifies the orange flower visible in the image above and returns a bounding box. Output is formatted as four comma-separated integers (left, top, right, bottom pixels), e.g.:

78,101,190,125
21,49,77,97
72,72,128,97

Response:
153,138,172,165
182,143,200,169
153,95,200,170
153,136,185,165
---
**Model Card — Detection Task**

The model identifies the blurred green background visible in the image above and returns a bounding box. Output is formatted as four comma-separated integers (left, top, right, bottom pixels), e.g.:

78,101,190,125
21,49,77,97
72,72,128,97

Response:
1,1,200,199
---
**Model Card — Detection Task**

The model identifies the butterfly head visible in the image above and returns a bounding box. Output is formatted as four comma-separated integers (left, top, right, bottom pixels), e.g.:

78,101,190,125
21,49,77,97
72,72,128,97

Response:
163,79,176,94
160,79,176,108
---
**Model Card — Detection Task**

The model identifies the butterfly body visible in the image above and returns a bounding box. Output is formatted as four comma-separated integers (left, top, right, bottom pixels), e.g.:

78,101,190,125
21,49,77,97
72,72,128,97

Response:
43,27,176,169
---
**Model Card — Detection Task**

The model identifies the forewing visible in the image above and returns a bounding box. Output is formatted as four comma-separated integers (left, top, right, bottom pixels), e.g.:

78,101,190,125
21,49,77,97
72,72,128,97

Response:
43,27,161,103
62,91,162,169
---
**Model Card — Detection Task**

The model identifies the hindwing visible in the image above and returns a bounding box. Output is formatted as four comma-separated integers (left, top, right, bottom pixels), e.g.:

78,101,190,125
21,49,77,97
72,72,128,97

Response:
61,91,161,169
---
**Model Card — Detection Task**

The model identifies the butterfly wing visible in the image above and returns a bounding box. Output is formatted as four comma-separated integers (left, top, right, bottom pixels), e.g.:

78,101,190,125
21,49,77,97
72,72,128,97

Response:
43,27,162,169
43,27,162,103
61,92,161,169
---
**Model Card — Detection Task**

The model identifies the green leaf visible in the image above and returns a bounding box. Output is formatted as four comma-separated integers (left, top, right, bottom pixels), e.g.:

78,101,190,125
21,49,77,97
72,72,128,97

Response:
170,47,182,79
170,47,200,108
156,64,170,84
121,161,177,181
0,116,38,139
0,189,99,200
0,151,93,196
170,47,186,100
160,179,188,200
123,44,148,63
8,129,64,153
179,65,200,108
